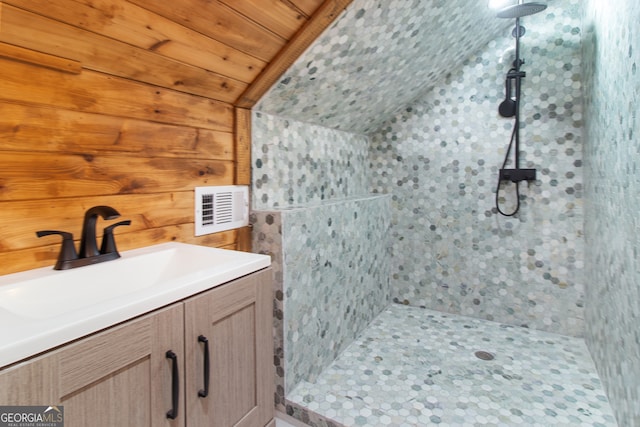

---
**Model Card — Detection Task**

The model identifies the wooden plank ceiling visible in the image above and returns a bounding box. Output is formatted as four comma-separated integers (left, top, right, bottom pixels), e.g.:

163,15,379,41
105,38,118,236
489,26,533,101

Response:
0,0,352,275
0,0,350,105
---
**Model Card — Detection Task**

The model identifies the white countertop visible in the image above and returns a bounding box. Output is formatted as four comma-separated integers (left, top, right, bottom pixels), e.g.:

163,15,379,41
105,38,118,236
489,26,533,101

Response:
0,242,271,368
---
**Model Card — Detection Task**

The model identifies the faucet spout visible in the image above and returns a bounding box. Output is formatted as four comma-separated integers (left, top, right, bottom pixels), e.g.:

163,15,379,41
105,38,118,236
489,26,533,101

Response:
78,206,120,258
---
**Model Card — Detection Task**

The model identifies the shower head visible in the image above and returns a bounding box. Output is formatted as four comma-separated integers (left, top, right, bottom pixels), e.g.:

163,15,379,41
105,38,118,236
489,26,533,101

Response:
497,2,547,19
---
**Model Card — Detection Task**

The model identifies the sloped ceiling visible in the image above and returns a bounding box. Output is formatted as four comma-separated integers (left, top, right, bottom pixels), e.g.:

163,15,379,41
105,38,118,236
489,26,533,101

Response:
256,0,513,134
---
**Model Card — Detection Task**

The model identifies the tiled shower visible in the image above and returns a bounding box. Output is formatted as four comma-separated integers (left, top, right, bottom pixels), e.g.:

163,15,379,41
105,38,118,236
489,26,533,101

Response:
252,0,639,425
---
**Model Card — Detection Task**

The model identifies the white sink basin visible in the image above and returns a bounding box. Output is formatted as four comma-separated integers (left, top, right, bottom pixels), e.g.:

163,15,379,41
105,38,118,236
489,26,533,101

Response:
0,242,271,367
0,248,174,320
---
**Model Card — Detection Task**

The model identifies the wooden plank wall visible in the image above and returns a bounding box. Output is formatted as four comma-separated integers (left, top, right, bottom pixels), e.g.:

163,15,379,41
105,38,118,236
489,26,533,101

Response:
0,0,350,275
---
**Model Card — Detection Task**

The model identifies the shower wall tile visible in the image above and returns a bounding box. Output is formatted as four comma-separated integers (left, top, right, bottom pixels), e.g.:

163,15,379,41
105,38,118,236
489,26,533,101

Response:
251,111,389,408
250,210,286,408
582,0,640,425
249,0,640,423
252,195,392,398
369,0,585,337
252,112,370,210
254,0,511,134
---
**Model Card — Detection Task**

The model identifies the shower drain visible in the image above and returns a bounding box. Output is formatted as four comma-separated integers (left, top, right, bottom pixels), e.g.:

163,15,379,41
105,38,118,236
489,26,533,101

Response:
474,351,495,361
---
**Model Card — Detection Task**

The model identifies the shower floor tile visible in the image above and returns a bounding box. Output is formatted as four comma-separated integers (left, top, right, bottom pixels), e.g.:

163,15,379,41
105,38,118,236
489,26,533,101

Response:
287,304,617,426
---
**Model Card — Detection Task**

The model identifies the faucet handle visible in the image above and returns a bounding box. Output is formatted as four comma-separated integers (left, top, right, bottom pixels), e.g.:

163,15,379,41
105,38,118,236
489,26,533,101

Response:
36,230,78,270
100,220,131,256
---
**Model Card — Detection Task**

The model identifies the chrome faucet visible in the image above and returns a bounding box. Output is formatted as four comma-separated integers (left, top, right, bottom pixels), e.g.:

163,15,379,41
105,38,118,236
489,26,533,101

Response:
36,206,131,270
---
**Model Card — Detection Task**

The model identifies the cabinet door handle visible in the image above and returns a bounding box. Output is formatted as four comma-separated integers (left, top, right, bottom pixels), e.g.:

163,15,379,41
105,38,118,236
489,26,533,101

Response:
197,335,210,398
166,350,179,420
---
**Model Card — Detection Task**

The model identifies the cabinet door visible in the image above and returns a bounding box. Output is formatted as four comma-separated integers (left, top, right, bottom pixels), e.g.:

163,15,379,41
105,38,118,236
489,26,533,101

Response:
185,268,273,427
0,303,185,427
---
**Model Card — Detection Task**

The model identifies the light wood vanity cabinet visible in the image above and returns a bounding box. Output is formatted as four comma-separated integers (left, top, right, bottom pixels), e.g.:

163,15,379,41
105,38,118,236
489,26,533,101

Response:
0,303,185,427
0,268,273,427
185,267,273,427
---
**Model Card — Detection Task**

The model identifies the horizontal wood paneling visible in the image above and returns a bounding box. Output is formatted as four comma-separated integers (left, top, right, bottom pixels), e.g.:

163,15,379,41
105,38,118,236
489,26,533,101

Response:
6,0,266,84
0,102,233,159
0,42,81,74
289,0,324,16
220,0,307,40
0,0,334,275
1,152,231,200
0,58,233,130
0,4,246,102
128,0,286,62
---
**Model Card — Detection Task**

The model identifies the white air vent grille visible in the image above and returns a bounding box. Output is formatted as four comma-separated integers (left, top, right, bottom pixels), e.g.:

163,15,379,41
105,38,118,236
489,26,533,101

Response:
195,186,249,236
